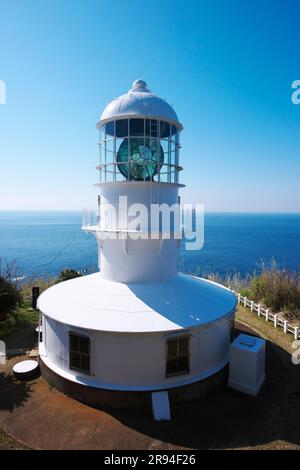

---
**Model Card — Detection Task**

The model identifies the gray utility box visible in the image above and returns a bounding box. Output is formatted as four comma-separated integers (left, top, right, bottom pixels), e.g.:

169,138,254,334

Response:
228,333,266,396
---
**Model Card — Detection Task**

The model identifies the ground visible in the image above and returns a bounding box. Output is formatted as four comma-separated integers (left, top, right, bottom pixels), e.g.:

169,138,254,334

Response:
0,305,299,450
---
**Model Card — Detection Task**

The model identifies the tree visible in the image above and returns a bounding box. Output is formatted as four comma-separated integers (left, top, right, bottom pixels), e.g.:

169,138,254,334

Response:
56,269,82,284
0,276,22,321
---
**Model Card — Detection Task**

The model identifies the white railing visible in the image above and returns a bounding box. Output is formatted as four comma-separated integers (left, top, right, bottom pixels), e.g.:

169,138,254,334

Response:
228,289,299,340
82,209,99,227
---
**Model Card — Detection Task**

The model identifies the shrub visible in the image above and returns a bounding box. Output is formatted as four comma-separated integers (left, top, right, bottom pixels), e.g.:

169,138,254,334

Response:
0,276,22,321
249,267,300,314
204,261,300,319
240,288,251,298
56,269,82,284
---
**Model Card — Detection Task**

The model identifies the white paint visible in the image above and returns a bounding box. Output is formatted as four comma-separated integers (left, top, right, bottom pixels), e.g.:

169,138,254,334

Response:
37,273,237,333
228,334,265,396
257,304,261,316
265,308,270,321
151,391,171,421
97,80,182,129
38,78,237,395
13,360,39,374
86,181,182,282
39,310,232,390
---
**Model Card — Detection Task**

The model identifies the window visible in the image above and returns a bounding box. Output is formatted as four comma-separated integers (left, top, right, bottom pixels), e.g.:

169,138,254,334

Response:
105,121,115,137
129,118,144,136
166,336,190,377
69,332,90,374
115,119,128,138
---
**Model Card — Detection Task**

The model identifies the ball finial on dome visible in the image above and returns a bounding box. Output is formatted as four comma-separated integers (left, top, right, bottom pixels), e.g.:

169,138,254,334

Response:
131,79,149,92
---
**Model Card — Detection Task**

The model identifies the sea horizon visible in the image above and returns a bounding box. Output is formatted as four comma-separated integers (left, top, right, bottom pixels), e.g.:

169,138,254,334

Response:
0,211,300,280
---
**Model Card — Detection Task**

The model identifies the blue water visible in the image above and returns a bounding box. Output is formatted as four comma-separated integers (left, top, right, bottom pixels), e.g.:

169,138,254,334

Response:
0,211,299,279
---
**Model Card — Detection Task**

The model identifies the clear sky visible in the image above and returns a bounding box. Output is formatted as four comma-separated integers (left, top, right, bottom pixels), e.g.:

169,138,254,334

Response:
0,0,299,212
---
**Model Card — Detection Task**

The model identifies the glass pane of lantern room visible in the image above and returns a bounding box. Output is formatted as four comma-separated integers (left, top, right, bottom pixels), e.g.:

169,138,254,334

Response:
171,124,177,136
145,119,150,136
150,119,158,137
116,119,128,138
116,138,129,179
99,125,105,143
129,119,144,136
105,121,115,138
160,121,170,139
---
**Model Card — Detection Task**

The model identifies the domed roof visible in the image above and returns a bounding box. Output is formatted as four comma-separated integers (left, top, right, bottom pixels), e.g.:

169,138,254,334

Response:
37,273,236,333
97,79,182,129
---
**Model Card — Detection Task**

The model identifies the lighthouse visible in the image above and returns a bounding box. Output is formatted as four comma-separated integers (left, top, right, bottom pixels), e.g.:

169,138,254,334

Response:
37,80,237,412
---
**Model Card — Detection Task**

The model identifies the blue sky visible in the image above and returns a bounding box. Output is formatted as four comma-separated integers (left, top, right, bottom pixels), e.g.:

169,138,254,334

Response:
0,0,299,211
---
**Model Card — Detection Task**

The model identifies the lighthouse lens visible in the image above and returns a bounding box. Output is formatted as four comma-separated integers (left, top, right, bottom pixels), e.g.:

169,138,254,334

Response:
117,137,164,181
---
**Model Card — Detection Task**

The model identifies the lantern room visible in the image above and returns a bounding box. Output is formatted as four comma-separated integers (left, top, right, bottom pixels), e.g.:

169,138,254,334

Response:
96,79,183,183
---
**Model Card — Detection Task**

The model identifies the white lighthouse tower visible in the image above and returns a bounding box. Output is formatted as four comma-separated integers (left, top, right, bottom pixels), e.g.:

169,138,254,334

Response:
37,80,237,411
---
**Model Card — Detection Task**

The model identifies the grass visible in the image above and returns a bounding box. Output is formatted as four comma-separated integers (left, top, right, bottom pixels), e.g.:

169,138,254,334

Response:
206,261,300,323
0,430,28,450
0,276,55,339
236,304,294,353
0,303,298,450
0,281,298,450
0,303,39,340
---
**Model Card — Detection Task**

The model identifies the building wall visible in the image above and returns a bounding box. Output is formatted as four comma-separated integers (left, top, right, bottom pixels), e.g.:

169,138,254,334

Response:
98,238,179,283
40,311,234,391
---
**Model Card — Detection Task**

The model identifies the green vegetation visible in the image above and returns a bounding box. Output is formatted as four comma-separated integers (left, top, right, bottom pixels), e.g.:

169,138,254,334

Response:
0,303,39,339
55,269,82,283
0,266,82,340
0,276,22,321
207,261,300,321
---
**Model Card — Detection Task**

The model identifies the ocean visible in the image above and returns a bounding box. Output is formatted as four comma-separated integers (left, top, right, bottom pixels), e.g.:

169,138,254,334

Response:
0,211,300,280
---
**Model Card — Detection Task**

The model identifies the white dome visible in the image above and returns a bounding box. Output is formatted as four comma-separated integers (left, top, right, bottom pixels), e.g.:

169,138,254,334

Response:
97,79,181,128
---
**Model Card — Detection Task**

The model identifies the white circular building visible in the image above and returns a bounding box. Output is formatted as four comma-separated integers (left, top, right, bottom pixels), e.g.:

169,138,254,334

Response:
37,79,237,410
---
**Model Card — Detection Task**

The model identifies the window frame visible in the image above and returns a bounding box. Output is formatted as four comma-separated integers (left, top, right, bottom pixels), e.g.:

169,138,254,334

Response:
165,334,190,378
69,331,91,375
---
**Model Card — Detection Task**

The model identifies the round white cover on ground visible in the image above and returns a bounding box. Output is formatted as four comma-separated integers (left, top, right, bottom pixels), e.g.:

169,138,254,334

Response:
13,360,39,374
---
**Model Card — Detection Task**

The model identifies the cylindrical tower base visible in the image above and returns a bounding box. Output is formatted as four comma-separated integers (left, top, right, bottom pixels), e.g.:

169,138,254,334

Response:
39,357,228,410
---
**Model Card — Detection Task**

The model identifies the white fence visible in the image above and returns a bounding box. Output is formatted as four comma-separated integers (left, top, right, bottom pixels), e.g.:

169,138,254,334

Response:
229,290,299,340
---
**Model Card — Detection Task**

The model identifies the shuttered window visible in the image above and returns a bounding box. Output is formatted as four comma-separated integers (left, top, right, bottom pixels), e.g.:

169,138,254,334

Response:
69,333,90,374
166,336,190,377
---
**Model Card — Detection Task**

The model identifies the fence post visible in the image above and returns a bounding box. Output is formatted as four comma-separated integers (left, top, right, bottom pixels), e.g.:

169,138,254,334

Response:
265,309,270,322
237,293,241,304
250,301,254,311
32,286,40,310
283,320,288,333
257,304,261,317
295,327,299,340
243,296,247,308
273,314,278,327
